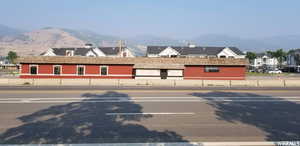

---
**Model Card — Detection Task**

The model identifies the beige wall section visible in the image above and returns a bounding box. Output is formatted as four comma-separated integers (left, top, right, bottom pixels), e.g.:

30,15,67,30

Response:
8,79,34,85
168,70,183,76
149,79,175,87
0,78,9,85
0,78,299,87
284,80,300,87
61,79,90,86
135,69,160,76
167,77,183,80
119,79,150,86
34,79,61,86
231,80,258,87
203,80,230,87
90,79,119,86
135,77,161,80
175,80,203,87
258,80,284,87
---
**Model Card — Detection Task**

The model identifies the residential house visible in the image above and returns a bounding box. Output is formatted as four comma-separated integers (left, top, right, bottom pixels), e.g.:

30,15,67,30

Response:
252,53,278,70
17,56,247,80
0,57,9,65
287,49,300,72
41,44,134,57
146,45,245,58
0,58,18,70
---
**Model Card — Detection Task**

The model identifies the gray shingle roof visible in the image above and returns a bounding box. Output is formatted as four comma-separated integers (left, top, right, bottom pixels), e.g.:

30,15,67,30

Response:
48,47,125,56
98,47,125,55
229,47,245,55
52,48,92,56
147,46,244,56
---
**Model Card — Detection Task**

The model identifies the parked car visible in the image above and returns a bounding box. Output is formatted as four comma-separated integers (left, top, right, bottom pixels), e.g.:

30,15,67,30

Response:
268,69,282,74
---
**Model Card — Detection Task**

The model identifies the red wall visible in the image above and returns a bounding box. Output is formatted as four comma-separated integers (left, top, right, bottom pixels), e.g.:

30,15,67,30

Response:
38,64,52,74
21,64,29,74
62,65,77,74
20,64,134,79
184,65,246,80
19,64,245,80
85,65,99,74
109,65,133,75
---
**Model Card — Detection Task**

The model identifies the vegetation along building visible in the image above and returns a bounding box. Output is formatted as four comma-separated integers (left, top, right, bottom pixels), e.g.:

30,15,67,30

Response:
17,56,248,80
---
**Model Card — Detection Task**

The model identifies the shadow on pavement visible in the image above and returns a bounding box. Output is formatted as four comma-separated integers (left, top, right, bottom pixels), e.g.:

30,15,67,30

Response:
0,91,187,144
191,91,300,141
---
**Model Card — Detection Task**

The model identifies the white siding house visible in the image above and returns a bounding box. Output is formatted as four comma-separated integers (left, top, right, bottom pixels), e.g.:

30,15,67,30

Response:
252,54,278,69
146,45,245,58
41,44,135,57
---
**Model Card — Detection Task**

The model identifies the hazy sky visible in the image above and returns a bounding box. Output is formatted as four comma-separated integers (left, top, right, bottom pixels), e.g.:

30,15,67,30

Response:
1,0,300,38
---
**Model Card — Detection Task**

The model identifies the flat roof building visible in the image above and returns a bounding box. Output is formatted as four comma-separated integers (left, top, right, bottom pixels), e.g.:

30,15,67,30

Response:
17,56,248,80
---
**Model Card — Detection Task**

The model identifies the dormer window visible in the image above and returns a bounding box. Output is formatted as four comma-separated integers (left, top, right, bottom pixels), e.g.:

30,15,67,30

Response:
66,50,74,56
263,58,267,62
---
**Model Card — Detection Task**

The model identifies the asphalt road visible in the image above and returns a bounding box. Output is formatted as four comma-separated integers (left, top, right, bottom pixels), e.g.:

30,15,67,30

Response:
0,86,300,145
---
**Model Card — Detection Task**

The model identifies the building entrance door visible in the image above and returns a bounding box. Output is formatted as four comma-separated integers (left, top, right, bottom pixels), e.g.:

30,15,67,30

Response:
160,69,168,79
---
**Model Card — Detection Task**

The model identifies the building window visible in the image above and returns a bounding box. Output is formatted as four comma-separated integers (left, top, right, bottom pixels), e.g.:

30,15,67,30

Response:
77,66,85,75
100,66,108,75
263,58,267,62
53,65,61,75
66,50,74,56
220,55,226,58
204,66,220,72
30,65,38,74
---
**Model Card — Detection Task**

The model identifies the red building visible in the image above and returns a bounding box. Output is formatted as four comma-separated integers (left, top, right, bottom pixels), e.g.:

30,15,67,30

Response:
18,56,247,80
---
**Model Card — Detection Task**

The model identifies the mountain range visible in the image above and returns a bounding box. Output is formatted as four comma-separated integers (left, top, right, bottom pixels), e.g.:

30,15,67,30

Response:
0,24,300,56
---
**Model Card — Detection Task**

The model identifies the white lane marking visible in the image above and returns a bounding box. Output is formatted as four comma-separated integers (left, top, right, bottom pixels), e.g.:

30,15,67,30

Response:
106,112,195,115
1,99,300,103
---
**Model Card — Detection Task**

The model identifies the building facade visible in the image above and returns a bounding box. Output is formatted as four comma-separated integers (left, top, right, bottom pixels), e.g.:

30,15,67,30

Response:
286,49,300,72
146,45,245,58
252,53,278,69
18,56,247,80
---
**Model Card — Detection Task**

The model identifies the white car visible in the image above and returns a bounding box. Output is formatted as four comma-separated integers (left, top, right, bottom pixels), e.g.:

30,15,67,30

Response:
268,69,282,74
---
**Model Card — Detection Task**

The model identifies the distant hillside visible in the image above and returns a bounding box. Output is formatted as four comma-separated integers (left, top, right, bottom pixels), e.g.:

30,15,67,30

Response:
0,27,86,56
0,24,300,56
192,34,300,52
126,35,186,56
262,35,300,50
0,24,24,37
62,28,121,46
127,35,184,46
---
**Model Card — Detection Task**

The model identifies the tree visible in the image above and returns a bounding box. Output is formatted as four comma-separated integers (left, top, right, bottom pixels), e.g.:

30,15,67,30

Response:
6,51,18,64
246,52,257,64
267,49,287,68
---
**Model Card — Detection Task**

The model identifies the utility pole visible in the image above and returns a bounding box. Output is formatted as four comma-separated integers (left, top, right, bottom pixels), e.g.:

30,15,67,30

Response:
118,40,125,57
118,40,123,50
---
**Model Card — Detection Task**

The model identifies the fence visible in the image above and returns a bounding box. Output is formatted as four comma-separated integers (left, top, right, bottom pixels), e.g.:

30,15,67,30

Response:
0,78,300,87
